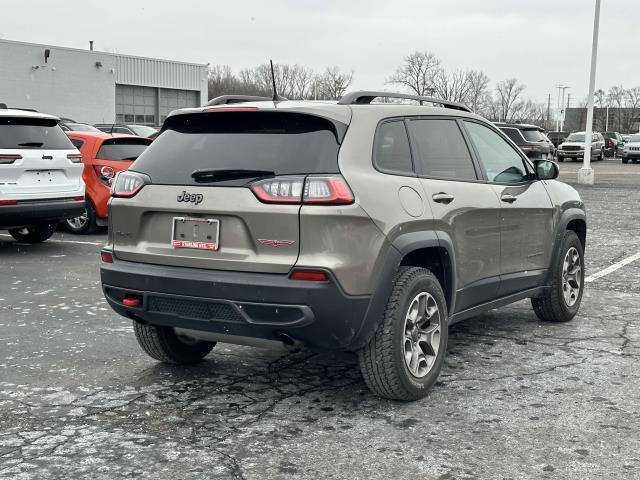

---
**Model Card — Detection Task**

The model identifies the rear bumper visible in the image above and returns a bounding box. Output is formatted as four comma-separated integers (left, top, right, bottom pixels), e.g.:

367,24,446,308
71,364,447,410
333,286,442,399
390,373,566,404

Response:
100,257,372,350
0,198,85,229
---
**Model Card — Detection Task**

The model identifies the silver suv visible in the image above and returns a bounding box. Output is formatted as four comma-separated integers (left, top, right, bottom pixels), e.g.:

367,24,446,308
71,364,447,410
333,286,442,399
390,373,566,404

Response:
101,91,587,400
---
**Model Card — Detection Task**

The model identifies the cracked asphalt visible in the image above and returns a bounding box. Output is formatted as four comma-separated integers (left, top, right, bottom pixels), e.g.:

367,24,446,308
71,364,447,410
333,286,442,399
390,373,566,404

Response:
1,158,639,479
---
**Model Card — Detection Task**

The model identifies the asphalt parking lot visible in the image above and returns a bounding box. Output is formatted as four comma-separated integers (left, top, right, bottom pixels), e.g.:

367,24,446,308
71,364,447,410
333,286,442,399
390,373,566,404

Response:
1,158,639,480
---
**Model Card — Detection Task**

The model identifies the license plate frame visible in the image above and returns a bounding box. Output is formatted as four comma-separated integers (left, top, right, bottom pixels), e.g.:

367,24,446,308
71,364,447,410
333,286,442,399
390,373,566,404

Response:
171,217,220,251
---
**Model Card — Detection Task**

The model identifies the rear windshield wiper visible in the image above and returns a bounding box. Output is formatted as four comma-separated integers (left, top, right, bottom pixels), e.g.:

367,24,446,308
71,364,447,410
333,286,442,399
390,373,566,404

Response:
18,142,44,147
191,168,275,183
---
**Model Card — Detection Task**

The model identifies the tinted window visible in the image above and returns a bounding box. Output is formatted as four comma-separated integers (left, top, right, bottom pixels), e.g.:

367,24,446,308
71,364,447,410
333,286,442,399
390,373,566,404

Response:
70,139,85,149
464,121,528,184
501,127,525,144
408,119,476,180
132,112,344,186
521,129,546,142
0,117,74,150
97,139,151,161
374,121,413,174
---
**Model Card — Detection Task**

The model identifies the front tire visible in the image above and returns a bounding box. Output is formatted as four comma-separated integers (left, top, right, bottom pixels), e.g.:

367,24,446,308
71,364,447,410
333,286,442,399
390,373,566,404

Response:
358,267,448,401
557,156,564,162
133,322,215,364
8,223,57,243
622,157,629,164
531,230,584,323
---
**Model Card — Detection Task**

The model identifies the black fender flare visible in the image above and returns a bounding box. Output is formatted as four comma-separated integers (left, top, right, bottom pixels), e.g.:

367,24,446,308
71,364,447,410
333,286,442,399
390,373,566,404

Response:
349,230,457,350
544,208,586,285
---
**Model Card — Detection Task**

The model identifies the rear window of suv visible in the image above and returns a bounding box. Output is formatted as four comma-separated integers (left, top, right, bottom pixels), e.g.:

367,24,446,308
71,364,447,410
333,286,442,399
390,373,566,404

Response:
0,117,74,150
131,111,344,185
520,129,546,142
97,138,151,161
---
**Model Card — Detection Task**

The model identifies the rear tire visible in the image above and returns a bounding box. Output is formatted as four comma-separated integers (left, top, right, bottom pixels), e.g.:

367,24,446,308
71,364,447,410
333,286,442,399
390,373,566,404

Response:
531,231,584,323
557,156,564,162
133,322,215,364
63,200,98,235
358,267,448,401
8,223,57,243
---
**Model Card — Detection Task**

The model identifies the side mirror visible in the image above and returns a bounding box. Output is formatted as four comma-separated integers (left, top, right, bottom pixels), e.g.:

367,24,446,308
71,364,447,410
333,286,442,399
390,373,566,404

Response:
535,160,559,180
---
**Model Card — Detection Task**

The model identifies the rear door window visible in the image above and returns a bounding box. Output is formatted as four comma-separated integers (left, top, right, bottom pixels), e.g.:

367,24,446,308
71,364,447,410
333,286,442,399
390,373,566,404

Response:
97,139,151,161
0,117,74,150
464,121,528,184
408,119,477,180
501,127,525,144
374,120,414,175
132,111,345,186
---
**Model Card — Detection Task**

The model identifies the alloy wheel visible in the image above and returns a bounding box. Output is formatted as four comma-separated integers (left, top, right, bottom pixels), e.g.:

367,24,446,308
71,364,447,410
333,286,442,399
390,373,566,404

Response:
403,292,441,378
562,247,582,307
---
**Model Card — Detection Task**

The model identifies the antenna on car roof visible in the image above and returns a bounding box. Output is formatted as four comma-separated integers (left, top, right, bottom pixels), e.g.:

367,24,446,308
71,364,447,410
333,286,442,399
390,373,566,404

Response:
109,123,115,136
270,60,284,103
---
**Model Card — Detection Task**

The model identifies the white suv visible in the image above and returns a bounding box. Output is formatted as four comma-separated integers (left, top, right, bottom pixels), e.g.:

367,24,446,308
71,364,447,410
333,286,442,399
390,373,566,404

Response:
0,108,85,242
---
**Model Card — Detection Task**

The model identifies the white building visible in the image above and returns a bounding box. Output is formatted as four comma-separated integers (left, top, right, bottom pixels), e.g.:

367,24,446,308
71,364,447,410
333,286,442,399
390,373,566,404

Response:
0,39,208,126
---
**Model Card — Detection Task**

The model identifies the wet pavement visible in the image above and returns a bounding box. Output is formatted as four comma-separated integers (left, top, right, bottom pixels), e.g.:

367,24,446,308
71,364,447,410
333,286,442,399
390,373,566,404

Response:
1,158,639,479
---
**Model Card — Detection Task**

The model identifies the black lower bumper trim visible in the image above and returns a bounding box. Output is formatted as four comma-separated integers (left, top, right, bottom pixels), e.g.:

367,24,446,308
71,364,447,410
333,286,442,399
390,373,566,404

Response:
101,258,371,350
0,198,85,229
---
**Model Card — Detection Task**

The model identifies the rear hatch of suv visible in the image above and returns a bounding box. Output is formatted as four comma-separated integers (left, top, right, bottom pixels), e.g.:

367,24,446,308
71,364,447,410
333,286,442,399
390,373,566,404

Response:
110,109,349,274
0,116,83,200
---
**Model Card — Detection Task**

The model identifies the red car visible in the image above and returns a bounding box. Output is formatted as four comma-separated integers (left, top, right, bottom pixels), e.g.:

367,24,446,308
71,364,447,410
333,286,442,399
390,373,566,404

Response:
64,132,152,234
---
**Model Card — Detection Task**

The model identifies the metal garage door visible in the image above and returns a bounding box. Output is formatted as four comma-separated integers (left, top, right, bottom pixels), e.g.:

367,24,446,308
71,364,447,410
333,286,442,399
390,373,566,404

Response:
116,85,157,126
159,88,199,124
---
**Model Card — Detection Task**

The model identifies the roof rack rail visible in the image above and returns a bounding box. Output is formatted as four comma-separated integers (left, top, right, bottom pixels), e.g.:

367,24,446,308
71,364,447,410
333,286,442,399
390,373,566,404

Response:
205,95,280,107
337,91,471,112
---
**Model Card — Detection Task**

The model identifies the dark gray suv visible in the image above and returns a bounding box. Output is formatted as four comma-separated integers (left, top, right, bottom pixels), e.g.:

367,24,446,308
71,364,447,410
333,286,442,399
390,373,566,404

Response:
101,91,586,401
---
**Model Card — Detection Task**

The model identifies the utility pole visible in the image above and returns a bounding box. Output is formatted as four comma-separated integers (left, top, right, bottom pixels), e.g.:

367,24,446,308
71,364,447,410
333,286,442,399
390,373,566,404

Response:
556,85,569,131
547,94,551,130
579,0,601,186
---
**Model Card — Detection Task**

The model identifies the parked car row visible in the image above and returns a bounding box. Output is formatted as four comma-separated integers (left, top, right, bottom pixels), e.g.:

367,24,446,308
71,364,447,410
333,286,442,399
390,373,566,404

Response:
1,105,155,241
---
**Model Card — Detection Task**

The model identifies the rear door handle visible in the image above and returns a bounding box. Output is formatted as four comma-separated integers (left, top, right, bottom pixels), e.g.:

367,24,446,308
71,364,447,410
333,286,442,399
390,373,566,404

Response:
432,193,454,204
501,194,517,203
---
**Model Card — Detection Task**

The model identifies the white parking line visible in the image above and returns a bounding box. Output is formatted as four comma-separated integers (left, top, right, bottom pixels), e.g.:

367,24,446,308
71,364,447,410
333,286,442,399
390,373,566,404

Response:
585,251,640,283
0,233,103,246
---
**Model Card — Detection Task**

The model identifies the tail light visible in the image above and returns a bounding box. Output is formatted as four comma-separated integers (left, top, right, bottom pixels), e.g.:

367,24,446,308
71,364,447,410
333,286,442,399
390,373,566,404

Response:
67,154,83,163
0,200,18,205
110,171,150,198
518,144,539,151
251,175,354,205
94,165,116,186
100,250,114,263
0,154,22,164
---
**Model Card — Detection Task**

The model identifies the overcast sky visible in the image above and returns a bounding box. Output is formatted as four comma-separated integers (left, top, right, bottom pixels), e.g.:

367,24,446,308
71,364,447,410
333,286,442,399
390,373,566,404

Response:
2,0,638,105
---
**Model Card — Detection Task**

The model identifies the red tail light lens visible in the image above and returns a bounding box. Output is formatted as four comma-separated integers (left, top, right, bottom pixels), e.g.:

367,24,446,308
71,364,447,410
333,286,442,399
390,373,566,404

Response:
94,165,116,186
110,171,150,198
67,154,83,163
100,250,114,263
73,196,85,201
0,200,18,205
289,269,329,282
0,154,22,164
251,175,354,205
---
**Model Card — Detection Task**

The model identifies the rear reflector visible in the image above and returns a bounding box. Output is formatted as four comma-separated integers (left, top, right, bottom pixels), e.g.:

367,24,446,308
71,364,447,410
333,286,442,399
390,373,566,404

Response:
289,269,329,282
73,196,85,201
122,294,142,307
100,250,114,263
0,154,22,164
0,200,18,205
67,154,83,163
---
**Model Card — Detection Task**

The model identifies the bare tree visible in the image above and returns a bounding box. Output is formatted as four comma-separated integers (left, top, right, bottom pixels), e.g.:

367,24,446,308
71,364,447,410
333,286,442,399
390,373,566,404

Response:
465,70,491,113
607,85,626,131
495,78,526,122
207,65,244,99
625,86,640,132
387,51,441,96
316,66,354,100
433,69,472,104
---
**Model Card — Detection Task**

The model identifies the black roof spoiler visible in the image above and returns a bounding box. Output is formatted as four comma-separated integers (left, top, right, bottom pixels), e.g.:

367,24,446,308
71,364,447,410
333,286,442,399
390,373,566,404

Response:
0,103,7,109
205,95,281,107
337,91,471,112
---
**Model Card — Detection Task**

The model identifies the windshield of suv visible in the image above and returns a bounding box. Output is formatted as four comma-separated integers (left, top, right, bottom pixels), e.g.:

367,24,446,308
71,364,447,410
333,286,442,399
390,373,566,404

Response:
128,125,158,137
565,133,586,142
521,129,546,142
132,111,344,186
0,117,75,149
97,138,151,161
629,134,640,143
